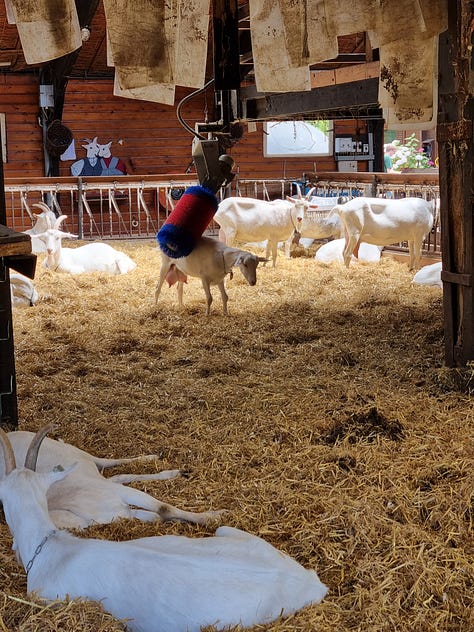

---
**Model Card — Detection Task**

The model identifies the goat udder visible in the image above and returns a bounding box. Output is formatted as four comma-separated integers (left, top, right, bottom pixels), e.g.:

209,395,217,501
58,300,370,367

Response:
166,265,187,287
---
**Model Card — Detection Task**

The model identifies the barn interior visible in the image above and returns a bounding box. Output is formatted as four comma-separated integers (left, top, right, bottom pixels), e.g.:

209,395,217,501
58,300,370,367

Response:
0,0,472,368
0,1,473,631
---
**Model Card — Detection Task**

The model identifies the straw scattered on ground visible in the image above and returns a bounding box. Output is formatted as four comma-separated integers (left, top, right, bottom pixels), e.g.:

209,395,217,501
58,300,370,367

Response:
4,238,473,631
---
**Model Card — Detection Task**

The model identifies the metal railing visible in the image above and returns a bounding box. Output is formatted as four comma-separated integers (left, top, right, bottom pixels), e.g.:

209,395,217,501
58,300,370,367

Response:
4,174,198,239
4,171,441,255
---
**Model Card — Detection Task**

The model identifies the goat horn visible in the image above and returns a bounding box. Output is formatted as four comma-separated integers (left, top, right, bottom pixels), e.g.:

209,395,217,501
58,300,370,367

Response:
24,424,56,471
0,428,16,475
32,202,51,212
53,215,68,230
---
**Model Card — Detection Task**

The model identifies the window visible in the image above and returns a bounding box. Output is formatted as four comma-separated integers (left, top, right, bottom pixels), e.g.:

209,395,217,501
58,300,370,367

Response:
264,120,333,157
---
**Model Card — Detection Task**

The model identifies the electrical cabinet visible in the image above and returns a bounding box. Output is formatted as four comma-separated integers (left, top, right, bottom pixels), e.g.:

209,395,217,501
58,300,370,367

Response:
334,133,374,163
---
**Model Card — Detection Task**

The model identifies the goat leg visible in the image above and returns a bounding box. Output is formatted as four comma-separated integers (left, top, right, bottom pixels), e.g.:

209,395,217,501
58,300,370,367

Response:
118,485,226,525
108,470,181,483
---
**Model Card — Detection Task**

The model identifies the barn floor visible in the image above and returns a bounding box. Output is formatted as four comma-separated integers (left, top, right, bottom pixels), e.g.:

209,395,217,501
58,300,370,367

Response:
3,239,473,631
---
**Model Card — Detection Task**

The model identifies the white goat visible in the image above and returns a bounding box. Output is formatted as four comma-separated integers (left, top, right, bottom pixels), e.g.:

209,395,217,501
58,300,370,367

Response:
0,427,328,632
23,202,57,254
155,236,266,315
36,215,136,274
214,186,318,267
1,430,222,529
331,197,434,269
315,238,382,264
412,261,442,289
9,272,39,307
298,195,344,245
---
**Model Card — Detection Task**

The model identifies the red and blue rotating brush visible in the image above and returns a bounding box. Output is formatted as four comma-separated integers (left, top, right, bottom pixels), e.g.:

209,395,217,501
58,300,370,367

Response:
156,185,218,258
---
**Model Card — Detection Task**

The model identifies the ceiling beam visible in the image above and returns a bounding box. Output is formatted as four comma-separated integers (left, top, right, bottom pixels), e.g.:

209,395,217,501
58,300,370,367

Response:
240,77,381,121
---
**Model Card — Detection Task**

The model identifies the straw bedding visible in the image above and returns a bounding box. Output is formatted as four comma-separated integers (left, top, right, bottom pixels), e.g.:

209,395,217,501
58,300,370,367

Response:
3,239,473,631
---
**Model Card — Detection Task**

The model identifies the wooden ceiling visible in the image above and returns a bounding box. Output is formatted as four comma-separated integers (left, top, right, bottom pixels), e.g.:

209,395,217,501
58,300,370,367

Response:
0,1,374,83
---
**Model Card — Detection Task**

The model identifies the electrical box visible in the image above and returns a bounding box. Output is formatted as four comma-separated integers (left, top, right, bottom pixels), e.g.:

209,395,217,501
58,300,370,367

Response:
334,133,374,162
335,137,353,153
338,160,358,172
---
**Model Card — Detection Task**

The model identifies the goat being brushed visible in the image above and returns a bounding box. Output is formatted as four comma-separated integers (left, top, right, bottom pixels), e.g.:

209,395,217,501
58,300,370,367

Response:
155,236,266,315
1,430,223,529
0,427,327,632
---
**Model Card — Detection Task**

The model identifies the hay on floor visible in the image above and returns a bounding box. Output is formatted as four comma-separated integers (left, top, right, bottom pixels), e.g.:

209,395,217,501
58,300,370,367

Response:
3,238,473,631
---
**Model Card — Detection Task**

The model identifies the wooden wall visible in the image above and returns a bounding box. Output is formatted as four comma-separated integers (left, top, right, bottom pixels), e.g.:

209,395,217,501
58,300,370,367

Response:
0,74,44,178
60,80,206,176
0,75,367,181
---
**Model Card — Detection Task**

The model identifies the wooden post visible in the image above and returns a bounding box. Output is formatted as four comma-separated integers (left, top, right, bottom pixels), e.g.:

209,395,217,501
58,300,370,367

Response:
0,123,18,429
212,0,240,91
370,118,385,173
437,1,474,366
212,0,240,128
41,0,100,177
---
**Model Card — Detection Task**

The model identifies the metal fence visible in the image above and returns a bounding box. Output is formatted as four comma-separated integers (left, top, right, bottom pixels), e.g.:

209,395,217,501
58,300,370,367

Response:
4,175,197,239
4,171,441,255
226,172,441,256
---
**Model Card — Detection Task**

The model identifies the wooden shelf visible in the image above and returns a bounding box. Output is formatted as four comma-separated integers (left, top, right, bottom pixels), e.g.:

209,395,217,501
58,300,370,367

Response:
0,224,32,257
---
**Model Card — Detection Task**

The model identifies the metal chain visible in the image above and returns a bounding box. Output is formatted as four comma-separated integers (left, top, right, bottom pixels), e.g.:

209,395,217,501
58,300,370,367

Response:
25,529,56,575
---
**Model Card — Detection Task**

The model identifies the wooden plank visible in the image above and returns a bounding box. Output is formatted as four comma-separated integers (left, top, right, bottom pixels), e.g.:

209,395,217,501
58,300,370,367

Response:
441,270,472,286
0,224,32,256
310,60,380,88
437,2,474,366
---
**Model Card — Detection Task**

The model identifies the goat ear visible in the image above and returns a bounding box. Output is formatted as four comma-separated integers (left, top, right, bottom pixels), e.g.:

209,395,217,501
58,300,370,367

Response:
223,250,240,270
257,256,269,263
45,462,78,486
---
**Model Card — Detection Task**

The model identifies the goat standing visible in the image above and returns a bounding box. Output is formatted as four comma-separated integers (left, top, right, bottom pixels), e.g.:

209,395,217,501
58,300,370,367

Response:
214,186,317,267
331,197,434,270
155,236,266,315
0,427,328,632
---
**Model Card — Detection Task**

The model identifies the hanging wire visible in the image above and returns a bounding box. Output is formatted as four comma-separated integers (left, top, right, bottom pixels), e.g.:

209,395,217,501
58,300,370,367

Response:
176,78,215,139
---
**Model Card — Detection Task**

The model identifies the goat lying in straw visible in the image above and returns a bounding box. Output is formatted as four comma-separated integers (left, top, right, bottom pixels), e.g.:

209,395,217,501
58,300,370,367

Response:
37,215,136,275
1,430,223,529
0,426,328,632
